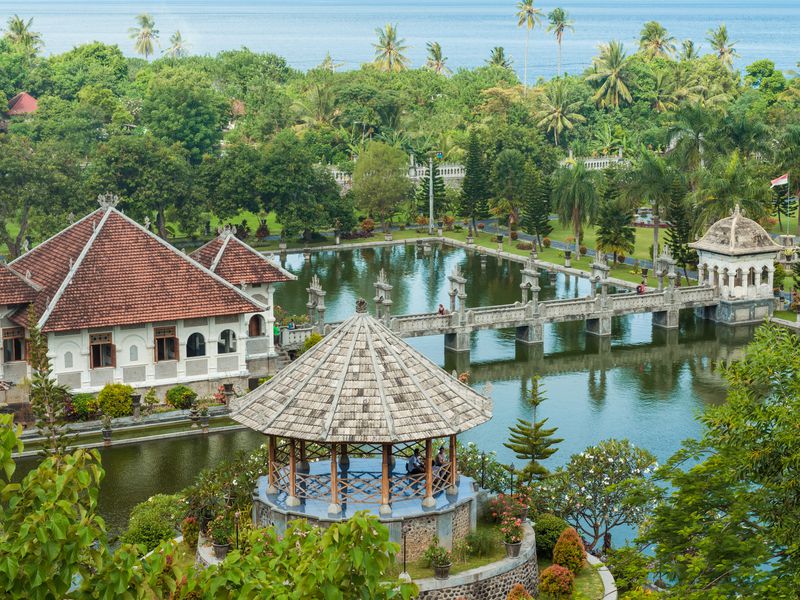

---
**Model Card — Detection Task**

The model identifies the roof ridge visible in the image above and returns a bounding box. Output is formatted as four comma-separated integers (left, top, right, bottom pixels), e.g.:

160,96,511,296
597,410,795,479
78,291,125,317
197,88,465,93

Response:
108,209,265,312
9,209,102,269
3,264,43,292
37,209,113,329
320,316,366,440
209,235,231,273
364,317,397,440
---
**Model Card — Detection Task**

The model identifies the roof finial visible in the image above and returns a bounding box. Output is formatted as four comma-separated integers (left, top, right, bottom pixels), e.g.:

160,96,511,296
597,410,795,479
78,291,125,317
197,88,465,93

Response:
97,192,120,210
733,204,741,217
219,224,235,239
355,297,368,313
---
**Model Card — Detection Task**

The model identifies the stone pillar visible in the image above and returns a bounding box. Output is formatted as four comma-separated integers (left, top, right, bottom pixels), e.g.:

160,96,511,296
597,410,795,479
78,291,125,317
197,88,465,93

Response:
374,269,393,323
444,331,470,353
287,438,300,507
422,439,435,508
315,289,326,331
329,444,341,515
653,309,680,329
380,443,392,515
515,322,543,345
265,285,276,357
767,267,774,293
697,264,706,286
585,316,612,336
448,265,467,318
520,251,540,307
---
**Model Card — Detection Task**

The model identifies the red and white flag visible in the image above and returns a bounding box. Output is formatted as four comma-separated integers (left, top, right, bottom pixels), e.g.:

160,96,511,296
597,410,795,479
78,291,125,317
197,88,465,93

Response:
771,173,789,188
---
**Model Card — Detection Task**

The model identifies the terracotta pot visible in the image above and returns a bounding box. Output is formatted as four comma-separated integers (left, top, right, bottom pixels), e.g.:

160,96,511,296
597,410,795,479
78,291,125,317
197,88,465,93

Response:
433,563,451,580
212,542,231,560
504,541,522,558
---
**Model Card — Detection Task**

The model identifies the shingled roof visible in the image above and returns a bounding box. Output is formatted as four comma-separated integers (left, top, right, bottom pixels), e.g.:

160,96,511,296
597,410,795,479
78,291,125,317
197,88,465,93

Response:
232,299,492,444
191,230,295,285
7,92,38,115
9,206,263,332
0,263,40,305
690,205,781,256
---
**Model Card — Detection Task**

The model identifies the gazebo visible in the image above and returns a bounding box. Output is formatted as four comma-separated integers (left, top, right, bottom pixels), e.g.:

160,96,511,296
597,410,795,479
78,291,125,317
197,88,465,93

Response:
232,298,492,558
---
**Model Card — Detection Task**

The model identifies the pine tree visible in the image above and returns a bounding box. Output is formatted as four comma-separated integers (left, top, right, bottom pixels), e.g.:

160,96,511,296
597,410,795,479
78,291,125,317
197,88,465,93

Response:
596,199,635,264
27,306,72,456
504,376,562,484
415,161,447,218
460,130,489,231
771,186,798,233
664,178,697,284
521,161,553,249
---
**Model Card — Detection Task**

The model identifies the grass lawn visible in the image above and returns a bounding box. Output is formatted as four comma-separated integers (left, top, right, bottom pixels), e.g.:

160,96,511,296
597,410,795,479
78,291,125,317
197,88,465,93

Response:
774,310,798,322
538,558,605,600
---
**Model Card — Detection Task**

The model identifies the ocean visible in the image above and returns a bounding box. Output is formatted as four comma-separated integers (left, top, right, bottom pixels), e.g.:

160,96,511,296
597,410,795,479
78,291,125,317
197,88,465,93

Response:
1,0,797,77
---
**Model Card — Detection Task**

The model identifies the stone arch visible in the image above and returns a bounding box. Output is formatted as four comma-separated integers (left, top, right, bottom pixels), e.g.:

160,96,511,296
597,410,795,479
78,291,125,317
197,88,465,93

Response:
747,267,756,287
218,329,237,354
734,268,743,288
761,266,770,285
712,266,719,287
249,314,266,337
129,345,138,362
722,268,729,287
187,332,206,357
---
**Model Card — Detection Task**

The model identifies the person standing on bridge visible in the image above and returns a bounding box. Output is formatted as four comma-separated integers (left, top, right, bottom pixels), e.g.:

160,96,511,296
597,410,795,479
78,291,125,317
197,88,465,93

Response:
637,279,647,295
438,304,446,315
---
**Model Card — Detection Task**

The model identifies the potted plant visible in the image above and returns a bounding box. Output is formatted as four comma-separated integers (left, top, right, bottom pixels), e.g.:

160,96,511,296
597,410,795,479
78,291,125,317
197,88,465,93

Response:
199,403,210,432
424,540,452,580
101,414,113,446
500,514,524,558
209,514,233,560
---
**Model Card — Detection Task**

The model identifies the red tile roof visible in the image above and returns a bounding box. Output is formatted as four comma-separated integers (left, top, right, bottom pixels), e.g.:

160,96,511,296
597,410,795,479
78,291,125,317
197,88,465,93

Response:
10,209,263,332
7,92,38,115
191,233,295,285
0,263,39,305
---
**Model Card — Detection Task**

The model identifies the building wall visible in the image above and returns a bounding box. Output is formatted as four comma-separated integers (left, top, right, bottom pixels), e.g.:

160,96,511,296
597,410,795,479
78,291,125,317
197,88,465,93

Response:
698,251,775,300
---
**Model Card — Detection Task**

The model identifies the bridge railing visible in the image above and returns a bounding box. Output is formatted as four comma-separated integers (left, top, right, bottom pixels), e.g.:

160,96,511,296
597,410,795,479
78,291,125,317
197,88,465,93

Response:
610,292,666,311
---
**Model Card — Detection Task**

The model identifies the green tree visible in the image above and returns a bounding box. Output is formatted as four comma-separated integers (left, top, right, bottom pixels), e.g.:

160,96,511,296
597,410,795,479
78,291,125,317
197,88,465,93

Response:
539,439,658,552
534,78,586,146
460,130,490,230
547,8,574,77
624,151,675,265
198,143,269,220
520,161,552,249
504,376,562,483
3,14,42,55
552,163,600,255
141,68,229,164
596,199,635,264
88,134,193,238
373,24,409,73
128,13,158,59
644,325,800,597
487,46,513,69
425,41,450,75
586,40,632,108
706,24,738,69
664,178,697,283
638,21,676,59
415,161,447,217
516,0,544,93
163,30,189,59
490,148,526,235
352,141,411,232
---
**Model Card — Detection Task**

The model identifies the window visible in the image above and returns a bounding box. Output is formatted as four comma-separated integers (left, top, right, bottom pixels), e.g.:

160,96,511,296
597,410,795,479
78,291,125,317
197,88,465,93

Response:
90,333,114,369
248,315,265,337
64,351,73,369
154,326,178,362
2,328,25,363
218,329,237,354
187,333,206,357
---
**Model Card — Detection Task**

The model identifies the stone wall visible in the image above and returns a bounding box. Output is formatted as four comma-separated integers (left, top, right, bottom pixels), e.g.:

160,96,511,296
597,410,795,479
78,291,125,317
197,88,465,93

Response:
402,515,438,562
452,503,471,546
416,525,538,600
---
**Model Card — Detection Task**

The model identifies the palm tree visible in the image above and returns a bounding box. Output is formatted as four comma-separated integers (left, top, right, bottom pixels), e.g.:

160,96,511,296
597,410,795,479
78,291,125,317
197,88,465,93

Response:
373,24,409,73
4,15,42,54
667,104,717,172
516,0,543,93
624,151,675,265
586,41,632,108
534,79,586,145
639,21,676,59
425,42,451,75
318,52,343,72
552,163,600,255
163,30,188,59
487,46,513,69
706,24,738,69
547,8,574,77
651,70,677,113
679,39,701,61
129,13,158,59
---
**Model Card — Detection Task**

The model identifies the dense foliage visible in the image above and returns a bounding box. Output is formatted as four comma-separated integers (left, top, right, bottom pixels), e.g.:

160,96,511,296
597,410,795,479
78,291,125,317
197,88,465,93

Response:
165,384,197,410
552,527,586,574
97,383,134,418
538,564,575,598
120,493,183,552
533,513,569,559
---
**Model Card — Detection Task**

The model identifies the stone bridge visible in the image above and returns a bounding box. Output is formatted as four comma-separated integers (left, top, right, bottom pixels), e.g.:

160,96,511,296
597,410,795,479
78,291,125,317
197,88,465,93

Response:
292,249,722,360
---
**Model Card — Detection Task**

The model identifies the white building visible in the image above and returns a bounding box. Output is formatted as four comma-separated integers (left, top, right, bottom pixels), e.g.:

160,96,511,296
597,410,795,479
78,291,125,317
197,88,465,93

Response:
691,205,781,324
0,200,294,402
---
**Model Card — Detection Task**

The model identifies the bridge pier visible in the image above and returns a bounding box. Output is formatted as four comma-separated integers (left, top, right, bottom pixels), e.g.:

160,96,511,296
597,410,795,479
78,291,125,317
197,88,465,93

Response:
515,322,543,345
585,315,612,336
653,309,680,329
444,331,471,353
443,347,471,374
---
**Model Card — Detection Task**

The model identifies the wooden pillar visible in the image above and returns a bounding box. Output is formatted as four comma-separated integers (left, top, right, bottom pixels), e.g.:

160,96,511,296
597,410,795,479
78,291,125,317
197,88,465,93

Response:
329,443,341,514
299,439,309,472
339,443,350,467
422,438,435,507
267,435,277,494
380,443,392,515
286,438,300,506
448,434,458,495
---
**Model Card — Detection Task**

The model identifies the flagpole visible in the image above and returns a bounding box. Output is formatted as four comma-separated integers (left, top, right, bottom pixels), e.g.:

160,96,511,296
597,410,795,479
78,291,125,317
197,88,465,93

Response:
787,173,790,235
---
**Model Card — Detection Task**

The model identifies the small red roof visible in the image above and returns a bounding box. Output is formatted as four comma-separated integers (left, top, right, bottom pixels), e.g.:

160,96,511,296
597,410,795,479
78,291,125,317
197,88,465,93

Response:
10,208,263,332
7,92,38,115
191,232,295,286
0,263,40,305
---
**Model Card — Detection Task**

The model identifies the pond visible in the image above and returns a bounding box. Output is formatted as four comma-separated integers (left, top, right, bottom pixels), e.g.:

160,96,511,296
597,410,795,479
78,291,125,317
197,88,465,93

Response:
16,244,752,538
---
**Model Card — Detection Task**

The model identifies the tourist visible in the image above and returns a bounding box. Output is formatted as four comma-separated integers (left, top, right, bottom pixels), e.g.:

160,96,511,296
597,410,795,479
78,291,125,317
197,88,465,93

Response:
434,445,447,467
637,279,647,295
287,319,296,330
437,303,446,315
273,323,281,347
406,449,424,475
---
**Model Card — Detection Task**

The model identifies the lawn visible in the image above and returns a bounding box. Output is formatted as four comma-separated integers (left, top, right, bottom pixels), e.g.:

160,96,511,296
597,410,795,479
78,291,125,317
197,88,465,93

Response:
773,310,798,322
538,558,605,600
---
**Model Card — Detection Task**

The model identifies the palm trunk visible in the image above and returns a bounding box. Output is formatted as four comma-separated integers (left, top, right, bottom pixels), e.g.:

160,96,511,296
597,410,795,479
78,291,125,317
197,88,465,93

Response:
524,30,529,94
557,40,562,77
652,212,660,267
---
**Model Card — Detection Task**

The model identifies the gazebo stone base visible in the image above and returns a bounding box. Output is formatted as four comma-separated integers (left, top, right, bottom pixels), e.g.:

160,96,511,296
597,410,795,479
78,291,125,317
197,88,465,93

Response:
252,473,478,562
697,297,776,325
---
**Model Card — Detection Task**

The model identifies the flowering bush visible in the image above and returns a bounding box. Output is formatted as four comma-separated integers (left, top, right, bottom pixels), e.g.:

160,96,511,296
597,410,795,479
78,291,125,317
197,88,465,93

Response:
539,564,575,597
516,241,533,250
553,527,586,574
361,218,375,233
181,516,199,550
209,514,233,545
443,215,455,230
499,515,524,544
510,231,518,240
506,583,533,600
488,493,527,522
456,441,508,494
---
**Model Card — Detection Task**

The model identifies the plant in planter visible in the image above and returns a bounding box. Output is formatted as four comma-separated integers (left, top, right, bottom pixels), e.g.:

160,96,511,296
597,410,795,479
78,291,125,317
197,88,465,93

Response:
181,516,200,550
423,539,452,579
101,414,113,446
500,514,524,558
209,514,233,560
199,402,210,431
487,493,528,522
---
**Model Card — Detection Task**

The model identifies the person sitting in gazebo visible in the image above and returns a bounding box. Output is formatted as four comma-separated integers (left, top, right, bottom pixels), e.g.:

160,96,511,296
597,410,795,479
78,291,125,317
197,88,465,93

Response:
406,448,424,475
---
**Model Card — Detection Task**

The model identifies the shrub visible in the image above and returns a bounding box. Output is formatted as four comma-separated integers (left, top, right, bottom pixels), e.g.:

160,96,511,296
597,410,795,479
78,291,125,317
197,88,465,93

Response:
542,237,552,248
510,231,518,240
553,527,586,574
299,332,323,355
507,583,533,600
465,527,496,558
516,241,533,250
487,493,527,522
477,223,485,230
71,393,99,421
181,516,200,550
579,245,587,255
121,494,184,553
617,254,626,263
142,387,159,415
423,538,451,567
209,514,233,545
534,513,569,559
605,546,651,594
565,235,575,244
539,564,575,597
166,384,198,409
361,218,375,233
499,514,524,544
97,383,133,418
